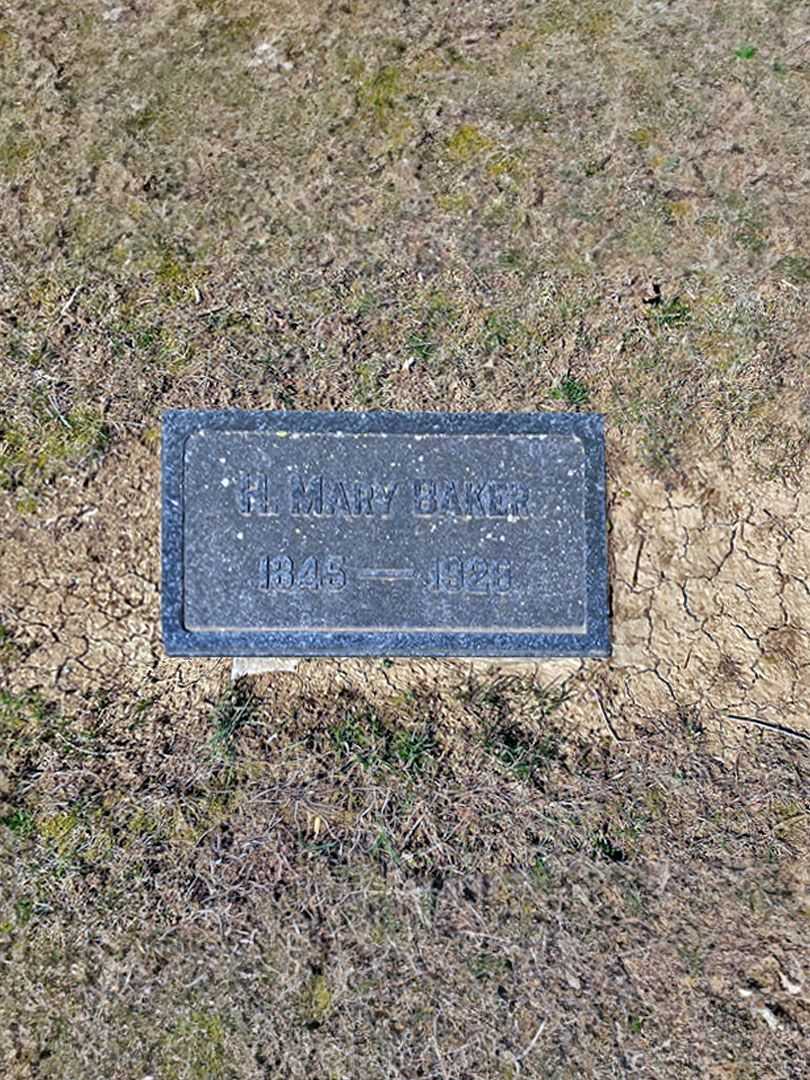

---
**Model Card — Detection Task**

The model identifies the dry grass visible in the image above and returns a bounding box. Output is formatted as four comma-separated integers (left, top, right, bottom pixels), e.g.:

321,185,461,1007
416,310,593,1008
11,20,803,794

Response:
1,672,807,1078
1,1,809,1077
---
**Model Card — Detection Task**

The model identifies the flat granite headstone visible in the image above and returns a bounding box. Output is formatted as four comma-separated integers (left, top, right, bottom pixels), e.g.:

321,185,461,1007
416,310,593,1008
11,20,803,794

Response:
161,410,609,658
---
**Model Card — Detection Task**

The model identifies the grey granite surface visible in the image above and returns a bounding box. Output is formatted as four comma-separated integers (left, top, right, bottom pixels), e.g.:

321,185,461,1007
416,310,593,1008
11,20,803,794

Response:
162,410,609,657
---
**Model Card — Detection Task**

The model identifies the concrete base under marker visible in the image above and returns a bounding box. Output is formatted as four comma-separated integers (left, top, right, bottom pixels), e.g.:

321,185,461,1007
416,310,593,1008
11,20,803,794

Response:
231,657,301,679
231,656,580,681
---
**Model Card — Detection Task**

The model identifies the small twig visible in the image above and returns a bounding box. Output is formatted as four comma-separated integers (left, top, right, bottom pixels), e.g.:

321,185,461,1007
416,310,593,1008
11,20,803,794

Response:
725,713,810,744
48,391,71,428
46,284,83,331
51,730,117,756
594,689,624,742
631,534,645,589
59,284,82,318
512,1020,547,1068
432,1015,450,1080
457,930,512,945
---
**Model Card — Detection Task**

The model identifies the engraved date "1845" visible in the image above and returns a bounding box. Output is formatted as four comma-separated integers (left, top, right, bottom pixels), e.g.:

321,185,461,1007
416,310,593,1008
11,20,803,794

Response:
259,555,346,592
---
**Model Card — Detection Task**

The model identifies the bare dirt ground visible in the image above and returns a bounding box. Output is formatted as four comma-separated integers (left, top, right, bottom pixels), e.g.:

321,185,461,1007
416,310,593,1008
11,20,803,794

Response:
1,2,808,1078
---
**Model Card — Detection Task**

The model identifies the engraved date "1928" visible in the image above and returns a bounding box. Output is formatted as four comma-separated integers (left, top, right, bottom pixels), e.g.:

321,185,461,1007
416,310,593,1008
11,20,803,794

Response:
427,557,512,594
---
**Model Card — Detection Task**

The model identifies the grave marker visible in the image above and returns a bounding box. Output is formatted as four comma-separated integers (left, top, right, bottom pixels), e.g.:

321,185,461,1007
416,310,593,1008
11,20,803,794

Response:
161,410,609,657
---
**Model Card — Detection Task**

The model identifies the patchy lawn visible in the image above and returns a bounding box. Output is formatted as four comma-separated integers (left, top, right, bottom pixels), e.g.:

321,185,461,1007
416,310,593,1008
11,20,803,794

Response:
1,2,808,1077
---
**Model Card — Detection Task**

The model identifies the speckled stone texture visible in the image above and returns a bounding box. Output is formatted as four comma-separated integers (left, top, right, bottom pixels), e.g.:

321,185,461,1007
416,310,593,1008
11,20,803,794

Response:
161,410,609,657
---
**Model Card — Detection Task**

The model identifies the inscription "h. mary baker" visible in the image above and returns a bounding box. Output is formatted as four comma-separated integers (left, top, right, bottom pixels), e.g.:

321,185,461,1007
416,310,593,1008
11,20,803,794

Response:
237,472,531,518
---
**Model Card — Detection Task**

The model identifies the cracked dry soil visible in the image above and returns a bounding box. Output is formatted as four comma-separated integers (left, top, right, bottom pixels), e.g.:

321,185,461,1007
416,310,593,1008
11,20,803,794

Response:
3,434,808,741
